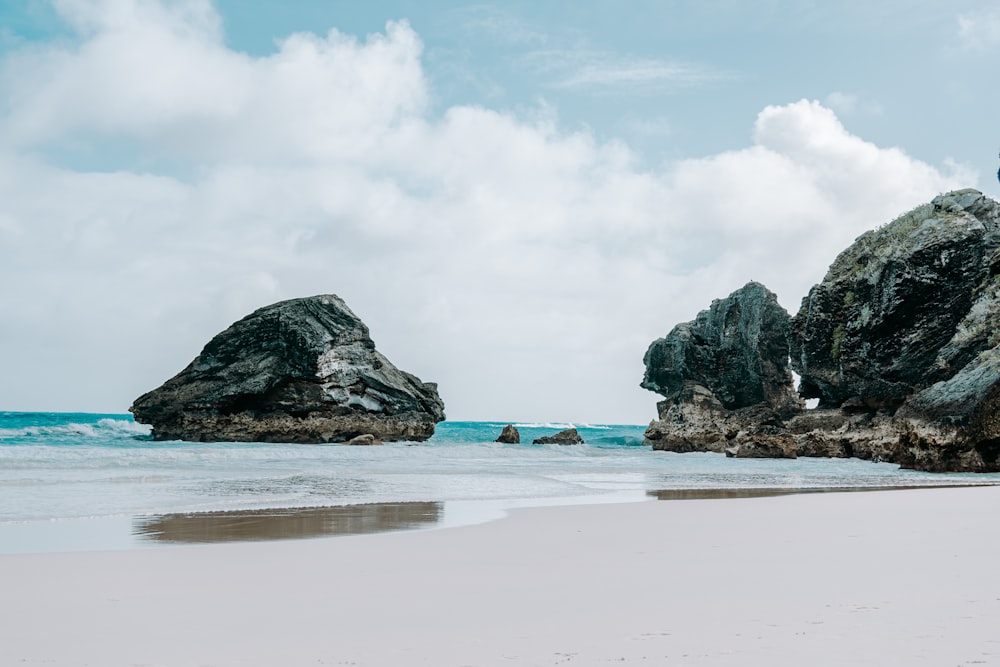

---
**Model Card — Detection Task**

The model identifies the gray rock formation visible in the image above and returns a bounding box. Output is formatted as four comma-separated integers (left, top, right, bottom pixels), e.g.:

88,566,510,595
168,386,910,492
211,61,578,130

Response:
642,281,799,412
641,282,800,453
345,434,382,446
790,189,1000,471
641,189,1000,472
791,189,1000,410
724,428,798,459
496,424,520,444
130,295,446,443
533,428,584,445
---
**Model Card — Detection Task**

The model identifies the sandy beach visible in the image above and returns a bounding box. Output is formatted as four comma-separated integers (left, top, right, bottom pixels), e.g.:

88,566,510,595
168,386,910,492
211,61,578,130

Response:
3,486,999,666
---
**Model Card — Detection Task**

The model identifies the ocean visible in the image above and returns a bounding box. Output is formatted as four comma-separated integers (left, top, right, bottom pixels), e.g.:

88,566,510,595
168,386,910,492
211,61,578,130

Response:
1,412,995,553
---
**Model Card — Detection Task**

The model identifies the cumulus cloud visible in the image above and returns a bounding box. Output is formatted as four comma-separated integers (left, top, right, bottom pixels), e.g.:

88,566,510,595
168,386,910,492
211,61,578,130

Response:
0,0,974,423
0,2,427,161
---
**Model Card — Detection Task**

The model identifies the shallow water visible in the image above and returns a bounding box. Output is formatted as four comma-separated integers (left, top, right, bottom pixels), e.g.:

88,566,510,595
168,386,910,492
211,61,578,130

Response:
2,412,996,552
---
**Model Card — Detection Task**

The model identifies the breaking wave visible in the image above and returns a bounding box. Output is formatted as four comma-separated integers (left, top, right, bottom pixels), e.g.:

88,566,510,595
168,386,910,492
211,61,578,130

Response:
0,417,151,442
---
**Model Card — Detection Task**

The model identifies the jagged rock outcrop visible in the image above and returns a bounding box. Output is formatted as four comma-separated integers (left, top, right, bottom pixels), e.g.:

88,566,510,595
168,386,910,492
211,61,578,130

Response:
643,281,799,412
641,282,801,454
641,189,1000,472
130,295,446,443
724,427,797,459
791,189,1000,410
790,189,1000,471
496,424,520,444
533,428,584,445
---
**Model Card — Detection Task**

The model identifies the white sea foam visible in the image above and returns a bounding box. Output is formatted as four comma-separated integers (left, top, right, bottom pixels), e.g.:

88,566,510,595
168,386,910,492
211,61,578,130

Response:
0,418,150,441
95,418,152,436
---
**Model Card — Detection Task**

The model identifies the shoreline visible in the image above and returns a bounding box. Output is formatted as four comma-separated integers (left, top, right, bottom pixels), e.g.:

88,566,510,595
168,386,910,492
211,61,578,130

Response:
2,481,996,555
2,485,999,665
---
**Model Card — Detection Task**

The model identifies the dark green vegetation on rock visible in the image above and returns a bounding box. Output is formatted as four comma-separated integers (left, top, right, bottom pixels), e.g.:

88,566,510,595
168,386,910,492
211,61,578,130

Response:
792,189,1000,411
642,189,1000,472
130,295,445,443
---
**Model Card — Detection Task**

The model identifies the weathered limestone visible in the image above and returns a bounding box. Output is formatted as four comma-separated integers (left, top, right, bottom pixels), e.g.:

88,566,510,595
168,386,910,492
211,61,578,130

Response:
641,189,1000,472
130,295,446,443
791,189,1000,471
533,428,584,445
642,282,801,456
791,189,1000,410
496,424,521,444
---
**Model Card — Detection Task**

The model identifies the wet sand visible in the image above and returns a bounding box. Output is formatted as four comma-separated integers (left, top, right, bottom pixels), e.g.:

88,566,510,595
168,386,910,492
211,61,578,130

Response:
2,485,999,666
132,501,444,544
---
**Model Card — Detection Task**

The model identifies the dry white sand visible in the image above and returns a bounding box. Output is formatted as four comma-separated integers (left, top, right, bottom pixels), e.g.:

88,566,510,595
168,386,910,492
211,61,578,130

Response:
3,486,1000,666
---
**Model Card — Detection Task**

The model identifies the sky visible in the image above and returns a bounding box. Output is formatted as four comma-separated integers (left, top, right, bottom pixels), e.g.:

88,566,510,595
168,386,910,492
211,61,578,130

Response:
0,0,998,424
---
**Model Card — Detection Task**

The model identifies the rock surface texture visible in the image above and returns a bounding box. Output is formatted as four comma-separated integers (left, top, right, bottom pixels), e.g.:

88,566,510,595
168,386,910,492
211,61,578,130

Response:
641,282,801,455
642,189,1000,472
496,424,521,444
532,428,584,445
791,189,1000,471
130,295,446,443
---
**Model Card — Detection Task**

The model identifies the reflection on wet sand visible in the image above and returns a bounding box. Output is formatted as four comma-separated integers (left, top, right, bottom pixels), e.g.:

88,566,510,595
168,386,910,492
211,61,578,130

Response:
648,484,997,501
133,502,443,544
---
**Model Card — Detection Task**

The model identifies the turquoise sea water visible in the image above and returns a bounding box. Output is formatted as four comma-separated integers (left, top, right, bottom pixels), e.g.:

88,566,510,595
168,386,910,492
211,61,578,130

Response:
2,412,996,552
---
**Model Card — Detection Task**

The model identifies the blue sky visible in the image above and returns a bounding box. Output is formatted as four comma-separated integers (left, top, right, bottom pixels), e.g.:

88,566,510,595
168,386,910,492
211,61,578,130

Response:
0,0,997,422
6,1,997,177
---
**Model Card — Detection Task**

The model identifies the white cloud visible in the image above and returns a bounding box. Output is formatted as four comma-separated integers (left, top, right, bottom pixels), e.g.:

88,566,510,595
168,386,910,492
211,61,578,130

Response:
0,5,427,161
0,1,975,424
825,91,858,113
958,9,1000,50
824,91,883,116
523,49,724,92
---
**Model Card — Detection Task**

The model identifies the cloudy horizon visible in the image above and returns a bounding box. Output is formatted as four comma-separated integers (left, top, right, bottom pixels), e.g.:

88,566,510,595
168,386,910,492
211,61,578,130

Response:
0,0,996,424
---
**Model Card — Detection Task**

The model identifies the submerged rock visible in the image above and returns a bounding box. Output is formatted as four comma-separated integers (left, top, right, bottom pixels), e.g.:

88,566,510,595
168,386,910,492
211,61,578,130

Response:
533,428,584,445
130,295,446,443
496,424,520,444
345,434,383,446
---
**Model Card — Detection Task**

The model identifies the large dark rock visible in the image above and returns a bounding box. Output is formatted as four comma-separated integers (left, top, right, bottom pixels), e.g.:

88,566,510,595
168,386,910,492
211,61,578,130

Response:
640,189,1000,472
641,281,800,453
791,189,1000,410
642,281,799,413
130,295,446,443
790,189,1000,471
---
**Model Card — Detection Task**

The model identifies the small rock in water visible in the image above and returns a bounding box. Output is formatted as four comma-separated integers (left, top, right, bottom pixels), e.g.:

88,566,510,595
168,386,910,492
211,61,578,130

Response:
533,428,584,445
496,424,520,444
345,434,382,446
